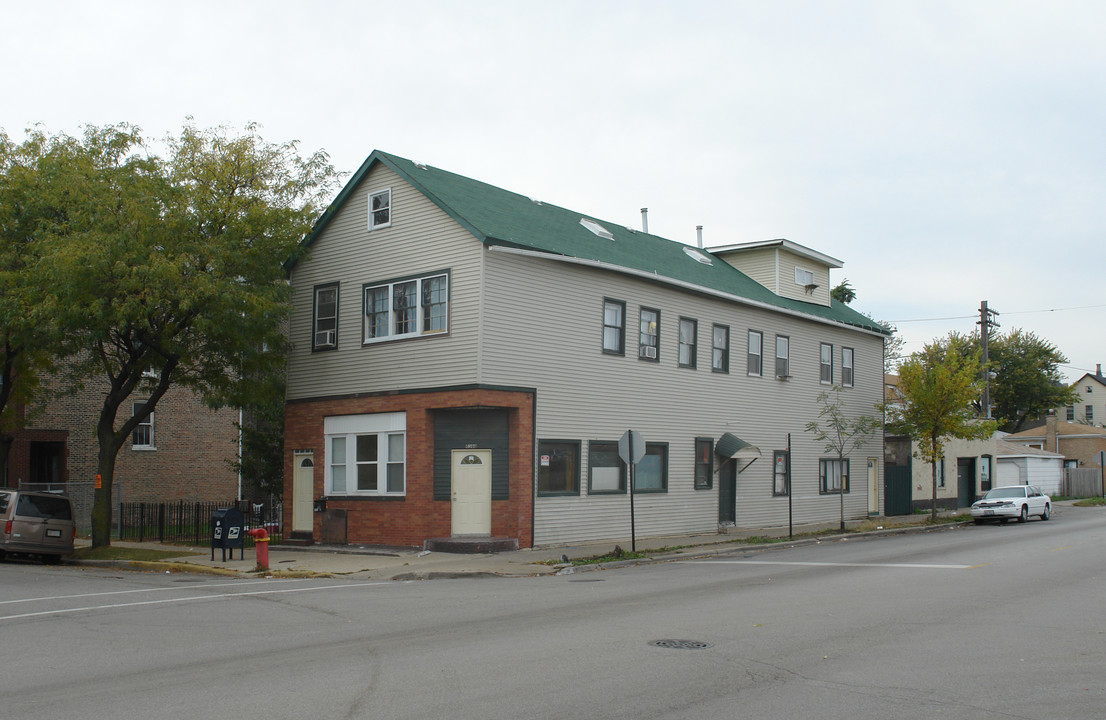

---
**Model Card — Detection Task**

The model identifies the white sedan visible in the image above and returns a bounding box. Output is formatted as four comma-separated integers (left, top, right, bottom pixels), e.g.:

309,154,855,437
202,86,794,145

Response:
970,485,1052,524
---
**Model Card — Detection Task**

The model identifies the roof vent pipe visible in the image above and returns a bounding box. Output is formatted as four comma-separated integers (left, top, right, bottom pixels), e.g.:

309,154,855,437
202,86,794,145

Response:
1098,363,1103,377
696,225,704,248
640,208,649,233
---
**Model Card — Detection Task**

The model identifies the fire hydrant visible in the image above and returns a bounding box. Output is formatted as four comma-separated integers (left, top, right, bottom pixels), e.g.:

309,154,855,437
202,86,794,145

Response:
248,528,269,571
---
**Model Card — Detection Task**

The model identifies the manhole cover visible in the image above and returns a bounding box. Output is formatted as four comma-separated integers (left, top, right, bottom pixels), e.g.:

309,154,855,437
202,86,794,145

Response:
649,639,714,650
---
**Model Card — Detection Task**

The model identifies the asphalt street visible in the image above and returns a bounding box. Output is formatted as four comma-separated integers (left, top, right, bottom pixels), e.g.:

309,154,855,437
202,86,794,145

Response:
2,504,1104,720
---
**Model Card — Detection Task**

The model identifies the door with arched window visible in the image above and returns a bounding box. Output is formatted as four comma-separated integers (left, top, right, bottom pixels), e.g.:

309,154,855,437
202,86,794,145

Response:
293,453,314,536
451,450,491,535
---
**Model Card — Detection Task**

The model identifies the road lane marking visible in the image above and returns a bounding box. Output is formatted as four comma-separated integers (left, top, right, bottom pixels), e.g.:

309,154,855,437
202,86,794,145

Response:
0,578,309,606
0,581,391,622
684,560,973,570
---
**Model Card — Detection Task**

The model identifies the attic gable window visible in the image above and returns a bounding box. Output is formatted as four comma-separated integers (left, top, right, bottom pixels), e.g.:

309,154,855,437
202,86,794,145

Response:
579,218,614,240
368,188,391,230
795,267,815,286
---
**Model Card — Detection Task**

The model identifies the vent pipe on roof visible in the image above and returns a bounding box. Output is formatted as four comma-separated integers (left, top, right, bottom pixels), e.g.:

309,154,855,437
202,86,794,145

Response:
696,225,704,249
640,208,649,233
1098,363,1102,376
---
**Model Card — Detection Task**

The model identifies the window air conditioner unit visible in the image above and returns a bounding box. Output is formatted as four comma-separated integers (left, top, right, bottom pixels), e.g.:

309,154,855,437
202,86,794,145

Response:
316,330,336,347
643,346,657,359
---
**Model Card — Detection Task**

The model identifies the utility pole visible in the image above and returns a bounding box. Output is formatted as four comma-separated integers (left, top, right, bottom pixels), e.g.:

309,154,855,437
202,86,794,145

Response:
978,300,1000,418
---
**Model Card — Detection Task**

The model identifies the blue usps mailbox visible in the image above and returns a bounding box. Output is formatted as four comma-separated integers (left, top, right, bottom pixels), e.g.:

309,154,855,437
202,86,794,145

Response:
211,506,245,562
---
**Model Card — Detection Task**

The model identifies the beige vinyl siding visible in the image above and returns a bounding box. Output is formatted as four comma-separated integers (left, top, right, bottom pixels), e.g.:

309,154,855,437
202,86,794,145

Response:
287,164,483,400
479,250,884,546
717,247,777,293
777,249,832,307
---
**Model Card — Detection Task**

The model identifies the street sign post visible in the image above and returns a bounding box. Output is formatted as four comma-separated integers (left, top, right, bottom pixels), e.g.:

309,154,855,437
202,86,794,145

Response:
619,430,646,552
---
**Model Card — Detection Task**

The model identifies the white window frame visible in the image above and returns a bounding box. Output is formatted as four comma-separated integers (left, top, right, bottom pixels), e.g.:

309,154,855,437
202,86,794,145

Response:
775,335,790,378
313,284,338,350
363,272,449,343
842,347,854,387
324,412,406,497
795,267,815,286
747,330,762,376
132,402,155,450
368,188,392,230
820,342,833,384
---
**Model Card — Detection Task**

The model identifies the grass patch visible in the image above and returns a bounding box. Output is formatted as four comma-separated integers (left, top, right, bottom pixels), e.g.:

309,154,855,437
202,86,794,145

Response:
72,545,203,562
1073,496,1106,507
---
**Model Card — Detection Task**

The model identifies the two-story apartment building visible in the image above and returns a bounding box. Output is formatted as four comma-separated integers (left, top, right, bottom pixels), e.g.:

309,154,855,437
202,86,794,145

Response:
1057,366,1106,426
283,151,888,549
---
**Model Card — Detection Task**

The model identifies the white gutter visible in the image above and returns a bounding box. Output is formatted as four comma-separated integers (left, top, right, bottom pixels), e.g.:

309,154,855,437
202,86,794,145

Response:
486,245,887,338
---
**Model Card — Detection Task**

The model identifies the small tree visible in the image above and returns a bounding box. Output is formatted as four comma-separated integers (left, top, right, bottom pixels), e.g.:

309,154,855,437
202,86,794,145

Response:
888,334,997,522
805,385,881,531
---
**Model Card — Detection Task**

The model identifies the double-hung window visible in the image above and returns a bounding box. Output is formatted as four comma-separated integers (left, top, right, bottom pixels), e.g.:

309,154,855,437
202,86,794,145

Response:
712,324,729,373
634,443,668,492
132,402,154,449
602,299,625,355
775,335,790,378
363,272,449,343
820,343,833,384
842,347,854,387
368,188,391,229
678,317,697,368
588,441,625,494
936,458,945,488
325,412,406,496
639,307,660,361
747,330,763,376
539,440,580,496
1087,405,1095,423
313,283,338,351
820,458,849,494
695,438,713,489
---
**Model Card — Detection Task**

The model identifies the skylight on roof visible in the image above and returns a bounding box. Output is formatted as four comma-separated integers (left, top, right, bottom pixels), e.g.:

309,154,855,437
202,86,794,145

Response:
683,246,714,265
579,218,614,240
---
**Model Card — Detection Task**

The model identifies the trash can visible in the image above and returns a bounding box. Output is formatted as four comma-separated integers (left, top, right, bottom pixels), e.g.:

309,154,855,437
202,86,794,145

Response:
211,506,245,562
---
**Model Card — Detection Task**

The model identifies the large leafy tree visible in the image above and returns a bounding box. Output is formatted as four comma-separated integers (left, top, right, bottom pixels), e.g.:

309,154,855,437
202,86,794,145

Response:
28,122,339,546
984,329,1076,432
0,129,60,482
887,333,996,522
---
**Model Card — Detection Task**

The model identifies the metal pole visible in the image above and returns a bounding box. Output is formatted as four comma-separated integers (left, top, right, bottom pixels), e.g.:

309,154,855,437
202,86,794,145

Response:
629,429,637,553
787,433,793,539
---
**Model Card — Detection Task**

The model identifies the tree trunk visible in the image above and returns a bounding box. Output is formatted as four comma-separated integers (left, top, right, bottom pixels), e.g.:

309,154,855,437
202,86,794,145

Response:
930,437,939,524
91,417,124,548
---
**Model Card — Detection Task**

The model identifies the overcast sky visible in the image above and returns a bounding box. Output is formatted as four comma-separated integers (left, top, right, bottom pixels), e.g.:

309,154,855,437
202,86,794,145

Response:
4,0,1103,381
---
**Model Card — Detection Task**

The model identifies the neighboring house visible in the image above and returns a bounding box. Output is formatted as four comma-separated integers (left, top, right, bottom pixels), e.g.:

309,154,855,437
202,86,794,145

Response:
1056,365,1106,426
882,373,998,511
4,376,240,504
995,437,1064,495
1003,414,1106,470
283,150,888,549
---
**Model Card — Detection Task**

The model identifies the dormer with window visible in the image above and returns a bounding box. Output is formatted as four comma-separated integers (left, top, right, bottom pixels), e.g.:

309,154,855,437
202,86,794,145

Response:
708,238,842,307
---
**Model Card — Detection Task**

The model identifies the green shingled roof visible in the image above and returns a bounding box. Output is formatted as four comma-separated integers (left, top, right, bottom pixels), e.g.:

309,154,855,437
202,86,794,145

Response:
301,150,888,335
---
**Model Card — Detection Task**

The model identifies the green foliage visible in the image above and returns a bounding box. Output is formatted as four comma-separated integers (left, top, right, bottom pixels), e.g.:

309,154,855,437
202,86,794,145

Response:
831,279,856,304
9,121,340,545
805,384,882,530
886,333,997,521
985,329,1076,432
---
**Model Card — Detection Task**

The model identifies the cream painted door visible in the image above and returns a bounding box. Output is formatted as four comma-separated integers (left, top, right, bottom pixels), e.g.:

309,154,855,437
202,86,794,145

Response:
452,449,492,536
293,453,314,534
867,458,879,516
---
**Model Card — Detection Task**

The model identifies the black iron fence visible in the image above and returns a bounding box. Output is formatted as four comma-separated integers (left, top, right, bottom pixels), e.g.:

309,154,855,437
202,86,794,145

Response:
118,500,282,546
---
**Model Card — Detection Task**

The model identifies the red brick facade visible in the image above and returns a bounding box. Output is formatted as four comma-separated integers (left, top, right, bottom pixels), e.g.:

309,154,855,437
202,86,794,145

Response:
283,387,535,548
4,378,239,502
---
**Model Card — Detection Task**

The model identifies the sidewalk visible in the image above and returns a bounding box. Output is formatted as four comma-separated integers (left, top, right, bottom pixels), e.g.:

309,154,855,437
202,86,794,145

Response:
72,509,976,580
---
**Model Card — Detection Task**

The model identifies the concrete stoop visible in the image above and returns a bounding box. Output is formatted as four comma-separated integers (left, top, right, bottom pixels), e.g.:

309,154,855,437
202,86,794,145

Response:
423,536,519,554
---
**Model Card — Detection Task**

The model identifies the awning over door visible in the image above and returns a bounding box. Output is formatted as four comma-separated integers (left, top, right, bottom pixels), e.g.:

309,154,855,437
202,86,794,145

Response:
716,432,761,473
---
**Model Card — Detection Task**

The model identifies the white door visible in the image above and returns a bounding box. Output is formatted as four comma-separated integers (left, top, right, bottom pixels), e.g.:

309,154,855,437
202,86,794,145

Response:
452,450,492,536
293,453,314,534
867,458,879,516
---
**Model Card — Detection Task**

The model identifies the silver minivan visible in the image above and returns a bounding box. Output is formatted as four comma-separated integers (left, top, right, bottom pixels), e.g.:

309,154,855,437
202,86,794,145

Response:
0,490,76,563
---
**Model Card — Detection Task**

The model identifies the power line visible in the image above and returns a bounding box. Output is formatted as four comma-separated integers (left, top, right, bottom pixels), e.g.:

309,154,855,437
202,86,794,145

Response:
889,302,1106,324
